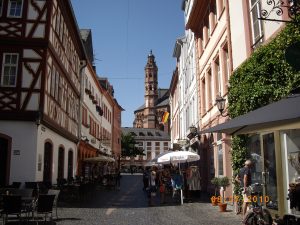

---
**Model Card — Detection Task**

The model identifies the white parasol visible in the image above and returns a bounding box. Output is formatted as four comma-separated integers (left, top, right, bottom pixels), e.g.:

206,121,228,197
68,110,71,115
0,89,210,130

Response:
152,150,200,164
151,150,200,205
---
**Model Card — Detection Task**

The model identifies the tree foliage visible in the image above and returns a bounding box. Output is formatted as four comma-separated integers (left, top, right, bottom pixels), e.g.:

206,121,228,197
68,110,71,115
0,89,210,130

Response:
228,22,300,194
121,133,145,158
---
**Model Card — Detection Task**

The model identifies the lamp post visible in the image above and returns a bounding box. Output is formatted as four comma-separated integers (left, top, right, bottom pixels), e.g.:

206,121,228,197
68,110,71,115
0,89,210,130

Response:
215,95,228,117
189,125,198,135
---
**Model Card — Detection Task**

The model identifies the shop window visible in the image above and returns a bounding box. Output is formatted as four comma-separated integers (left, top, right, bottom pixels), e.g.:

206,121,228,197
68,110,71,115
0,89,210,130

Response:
1,53,19,87
281,130,300,185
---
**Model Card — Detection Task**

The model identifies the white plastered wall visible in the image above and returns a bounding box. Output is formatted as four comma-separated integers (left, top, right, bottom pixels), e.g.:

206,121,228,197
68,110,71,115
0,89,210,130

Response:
0,121,37,185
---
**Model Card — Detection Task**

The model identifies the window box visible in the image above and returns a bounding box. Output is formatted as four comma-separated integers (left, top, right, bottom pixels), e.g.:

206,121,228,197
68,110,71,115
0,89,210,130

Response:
92,99,98,104
85,88,91,94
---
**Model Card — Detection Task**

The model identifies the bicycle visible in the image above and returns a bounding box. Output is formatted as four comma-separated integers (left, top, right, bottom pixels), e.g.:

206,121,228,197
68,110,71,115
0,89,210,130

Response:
243,183,273,225
235,188,243,215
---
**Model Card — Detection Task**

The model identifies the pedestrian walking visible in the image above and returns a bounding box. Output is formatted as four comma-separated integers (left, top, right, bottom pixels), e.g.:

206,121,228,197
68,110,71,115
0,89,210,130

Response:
143,168,149,191
236,159,253,221
115,167,121,190
148,169,158,206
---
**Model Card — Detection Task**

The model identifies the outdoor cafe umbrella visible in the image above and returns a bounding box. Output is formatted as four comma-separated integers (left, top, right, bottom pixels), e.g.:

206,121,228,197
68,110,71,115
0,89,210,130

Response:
151,150,200,164
151,150,200,205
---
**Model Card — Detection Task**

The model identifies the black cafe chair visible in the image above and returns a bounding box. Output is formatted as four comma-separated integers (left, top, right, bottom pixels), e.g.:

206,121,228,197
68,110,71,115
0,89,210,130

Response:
12,182,22,189
47,189,60,219
34,194,55,224
1,195,24,225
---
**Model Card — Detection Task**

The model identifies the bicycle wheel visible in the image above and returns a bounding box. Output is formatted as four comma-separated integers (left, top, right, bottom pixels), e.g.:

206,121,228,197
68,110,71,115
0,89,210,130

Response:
261,209,273,225
244,211,257,225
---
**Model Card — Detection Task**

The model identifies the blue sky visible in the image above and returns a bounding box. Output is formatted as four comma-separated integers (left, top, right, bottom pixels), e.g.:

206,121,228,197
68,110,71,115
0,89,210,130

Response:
71,0,184,127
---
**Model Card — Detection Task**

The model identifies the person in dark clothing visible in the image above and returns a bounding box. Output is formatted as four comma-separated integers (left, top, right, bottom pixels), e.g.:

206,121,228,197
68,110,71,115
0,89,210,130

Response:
143,169,149,190
235,159,252,220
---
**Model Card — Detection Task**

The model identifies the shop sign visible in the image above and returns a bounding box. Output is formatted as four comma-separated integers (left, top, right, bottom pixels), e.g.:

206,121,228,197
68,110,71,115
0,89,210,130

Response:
177,139,189,147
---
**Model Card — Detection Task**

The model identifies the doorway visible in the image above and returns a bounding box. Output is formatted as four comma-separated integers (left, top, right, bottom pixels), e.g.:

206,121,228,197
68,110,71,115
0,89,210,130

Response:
248,133,278,210
67,150,73,180
0,137,10,187
43,142,53,183
57,147,65,180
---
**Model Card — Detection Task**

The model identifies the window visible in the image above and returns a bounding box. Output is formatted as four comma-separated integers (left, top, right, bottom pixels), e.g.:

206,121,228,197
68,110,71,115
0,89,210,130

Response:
214,57,222,96
0,0,3,16
210,0,217,30
8,0,23,17
223,45,230,84
147,132,153,136
249,0,264,48
201,78,206,114
217,133,223,176
155,132,161,136
1,53,19,87
163,142,168,151
207,69,212,108
55,71,59,101
155,142,160,151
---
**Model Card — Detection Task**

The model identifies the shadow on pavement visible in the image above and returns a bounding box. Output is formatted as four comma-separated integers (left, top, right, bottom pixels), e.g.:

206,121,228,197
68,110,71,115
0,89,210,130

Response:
57,175,211,209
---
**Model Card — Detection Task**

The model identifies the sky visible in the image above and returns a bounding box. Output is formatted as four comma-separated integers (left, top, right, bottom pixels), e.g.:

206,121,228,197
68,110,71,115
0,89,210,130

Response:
71,0,184,127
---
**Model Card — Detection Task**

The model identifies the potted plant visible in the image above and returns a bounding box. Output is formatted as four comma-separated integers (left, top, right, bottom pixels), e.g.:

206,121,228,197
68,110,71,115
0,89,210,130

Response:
210,177,220,206
218,176,230,212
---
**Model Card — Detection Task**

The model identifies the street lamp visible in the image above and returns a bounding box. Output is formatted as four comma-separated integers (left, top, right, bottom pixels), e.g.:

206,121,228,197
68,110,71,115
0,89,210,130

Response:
189,125,198,135
215,95,228,117
187,125,199,140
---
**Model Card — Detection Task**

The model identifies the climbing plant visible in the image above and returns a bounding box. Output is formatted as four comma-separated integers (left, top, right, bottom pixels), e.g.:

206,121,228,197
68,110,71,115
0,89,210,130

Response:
228,21,300,193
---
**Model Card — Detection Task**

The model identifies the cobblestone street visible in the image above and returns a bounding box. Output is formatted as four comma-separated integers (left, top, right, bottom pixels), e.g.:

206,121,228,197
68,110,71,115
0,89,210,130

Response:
52,174,241,225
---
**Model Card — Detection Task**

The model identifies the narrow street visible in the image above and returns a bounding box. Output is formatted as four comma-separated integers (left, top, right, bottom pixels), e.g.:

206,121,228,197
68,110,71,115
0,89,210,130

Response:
55,174,241,225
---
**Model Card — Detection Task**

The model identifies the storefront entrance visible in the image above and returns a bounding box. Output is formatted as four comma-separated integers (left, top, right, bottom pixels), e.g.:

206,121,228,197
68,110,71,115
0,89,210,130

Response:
248,133,279,211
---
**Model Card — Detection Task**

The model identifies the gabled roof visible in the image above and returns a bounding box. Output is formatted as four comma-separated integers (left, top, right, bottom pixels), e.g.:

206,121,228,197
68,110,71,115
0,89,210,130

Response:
80,29,91,41
122,127,170,141
156,98,169,107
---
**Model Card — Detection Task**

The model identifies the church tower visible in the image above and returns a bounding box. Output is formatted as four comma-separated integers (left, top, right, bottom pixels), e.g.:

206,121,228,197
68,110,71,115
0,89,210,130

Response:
144,50,158,128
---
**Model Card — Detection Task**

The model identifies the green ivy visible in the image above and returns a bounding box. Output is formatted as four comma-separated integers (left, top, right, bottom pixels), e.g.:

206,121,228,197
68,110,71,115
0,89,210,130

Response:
228,22,300,194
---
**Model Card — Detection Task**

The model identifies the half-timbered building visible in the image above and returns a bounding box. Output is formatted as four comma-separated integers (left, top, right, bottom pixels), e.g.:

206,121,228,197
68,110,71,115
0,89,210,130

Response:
0,0,87,186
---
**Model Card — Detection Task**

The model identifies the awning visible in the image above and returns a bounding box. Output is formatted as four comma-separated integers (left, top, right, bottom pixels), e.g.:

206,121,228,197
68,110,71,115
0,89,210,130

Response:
200,94,300,135
83,155,115,163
